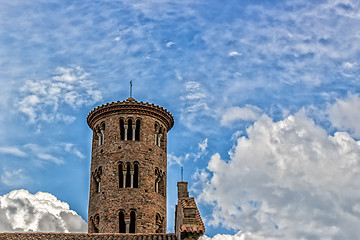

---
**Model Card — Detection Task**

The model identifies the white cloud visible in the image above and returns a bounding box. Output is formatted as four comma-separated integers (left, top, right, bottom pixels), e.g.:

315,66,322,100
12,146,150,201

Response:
201,231,274,240
24,144,64,165
327,93,360,137
64,143,85,159
199,138,208,152
1,169,30,187
0,143,84,167
198,111,360,239
166,41,175,47
221,106,261,126
228,51,242,57
15,66,102,124
0,147,27,157
169,138,209,167
168,153,184,166
342,61,356,69
0,189,87,233
180,81,214,131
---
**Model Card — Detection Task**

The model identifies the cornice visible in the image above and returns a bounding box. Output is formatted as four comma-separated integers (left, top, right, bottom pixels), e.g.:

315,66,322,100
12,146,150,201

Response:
87,99,174,131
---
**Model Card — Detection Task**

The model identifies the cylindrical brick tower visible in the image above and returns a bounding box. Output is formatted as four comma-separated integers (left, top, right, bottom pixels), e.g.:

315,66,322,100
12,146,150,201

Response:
87,97,174,234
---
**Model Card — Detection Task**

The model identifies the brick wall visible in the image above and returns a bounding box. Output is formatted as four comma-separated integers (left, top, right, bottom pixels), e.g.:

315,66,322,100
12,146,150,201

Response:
87,98,174,234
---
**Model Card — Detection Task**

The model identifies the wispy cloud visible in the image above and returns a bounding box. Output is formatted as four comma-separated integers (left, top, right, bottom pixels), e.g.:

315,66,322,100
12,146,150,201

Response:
15,66,102,124
0,142,85,166
168,138,209,166
63,143,85,159
1,169,30,187
0,147,27,157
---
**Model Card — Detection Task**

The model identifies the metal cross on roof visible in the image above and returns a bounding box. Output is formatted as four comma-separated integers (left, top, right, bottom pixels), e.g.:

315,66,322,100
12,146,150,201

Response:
181,166,183,181
130,80,133,98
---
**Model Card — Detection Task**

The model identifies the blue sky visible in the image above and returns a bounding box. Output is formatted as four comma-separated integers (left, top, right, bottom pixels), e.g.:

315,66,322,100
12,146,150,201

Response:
1,0,360,239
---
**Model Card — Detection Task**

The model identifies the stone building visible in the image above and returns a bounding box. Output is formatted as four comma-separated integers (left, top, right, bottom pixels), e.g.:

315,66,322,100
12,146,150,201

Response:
0,97,205,240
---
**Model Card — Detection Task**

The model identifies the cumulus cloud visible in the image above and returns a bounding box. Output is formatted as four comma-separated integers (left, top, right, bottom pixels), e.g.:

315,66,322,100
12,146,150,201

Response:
201,231,274,240
198,111,360,239
221,106,261,126
0,189,87,233
16,66,102,124
327,93,360,138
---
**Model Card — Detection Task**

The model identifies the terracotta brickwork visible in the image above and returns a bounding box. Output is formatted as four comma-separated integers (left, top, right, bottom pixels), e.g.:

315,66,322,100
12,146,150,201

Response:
175,182,205,240
87,97,174,234
0,233,177,240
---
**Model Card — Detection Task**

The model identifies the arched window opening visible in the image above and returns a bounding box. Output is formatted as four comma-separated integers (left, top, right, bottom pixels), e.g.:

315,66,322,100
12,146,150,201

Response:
135,119,140,141
156,213,164,233
155,168,165,196
101,123,105,145
133,163,139,188
155,123,159,146
155,168,160,193
119,163,124,188
126,163,131,188
92,166,102,193
120,119,125,140
154,123,162,147
94,214,100,233
159,172,165,197
119,211,126,233
96,123,105,146
130,210,136,233
127,119,133,141
158,127,163,148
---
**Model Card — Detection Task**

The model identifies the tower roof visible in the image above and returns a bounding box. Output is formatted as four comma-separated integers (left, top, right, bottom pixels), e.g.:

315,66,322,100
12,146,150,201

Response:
87,98,174,131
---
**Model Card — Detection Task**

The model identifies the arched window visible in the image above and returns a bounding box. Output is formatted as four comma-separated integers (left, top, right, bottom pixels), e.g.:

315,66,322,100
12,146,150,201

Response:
135,119,140,141
120,119,125,140
93,214,100,233
92,166,102,193
155,123,159,146
159,172,165,197
96,123,105,146
155,168,165,196
156,213,164,233
130,210,136,233
119,211,126,233
119,163,124,188
154,123,162,147
155,168,159,193
133,163,139,188
126,163,131,188
127,119,133,141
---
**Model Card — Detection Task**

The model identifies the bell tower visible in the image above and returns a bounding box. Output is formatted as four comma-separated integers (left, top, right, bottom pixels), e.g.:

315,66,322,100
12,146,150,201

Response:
87,97,174,233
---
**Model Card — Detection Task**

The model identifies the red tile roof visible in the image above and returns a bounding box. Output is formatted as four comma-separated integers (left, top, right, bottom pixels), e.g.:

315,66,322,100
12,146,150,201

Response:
178,197,205,234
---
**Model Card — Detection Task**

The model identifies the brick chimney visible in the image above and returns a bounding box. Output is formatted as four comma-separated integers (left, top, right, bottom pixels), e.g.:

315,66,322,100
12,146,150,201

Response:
177,181,189,199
